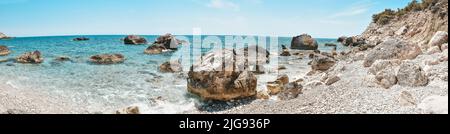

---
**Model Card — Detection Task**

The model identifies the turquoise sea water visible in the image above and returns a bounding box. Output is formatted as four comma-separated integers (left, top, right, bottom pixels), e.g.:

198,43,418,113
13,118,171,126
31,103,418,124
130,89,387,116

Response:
0,35,343,113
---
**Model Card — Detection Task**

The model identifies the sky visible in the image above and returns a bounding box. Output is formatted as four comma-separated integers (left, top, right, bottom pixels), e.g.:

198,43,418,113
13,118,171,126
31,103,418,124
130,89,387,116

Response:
0,0,412,38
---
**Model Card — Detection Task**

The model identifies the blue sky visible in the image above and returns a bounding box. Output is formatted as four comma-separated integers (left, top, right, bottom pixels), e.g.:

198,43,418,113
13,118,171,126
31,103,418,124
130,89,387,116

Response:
0,0,412,37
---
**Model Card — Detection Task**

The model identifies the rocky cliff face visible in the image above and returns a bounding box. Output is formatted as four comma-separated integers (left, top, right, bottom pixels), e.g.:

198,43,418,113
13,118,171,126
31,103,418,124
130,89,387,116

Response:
361,0,448,46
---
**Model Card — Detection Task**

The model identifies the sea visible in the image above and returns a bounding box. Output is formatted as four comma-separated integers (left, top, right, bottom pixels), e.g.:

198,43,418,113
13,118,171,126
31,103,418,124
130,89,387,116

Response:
0,35,345,113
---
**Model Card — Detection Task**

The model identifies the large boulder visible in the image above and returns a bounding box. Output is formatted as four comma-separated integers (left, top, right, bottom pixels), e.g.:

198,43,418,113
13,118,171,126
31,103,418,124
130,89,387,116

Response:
337,36,347,43
311,55,336,71
154,33,181,50
375,68,398,89
368,60,401,75
0,45,11,56
342,36,366,47
397,61,428,87
291,34,318,50
363,38,422,67
124,35,148,45
428,31,448,48
16,51,44,64
187,49,258,101
90,54,125,64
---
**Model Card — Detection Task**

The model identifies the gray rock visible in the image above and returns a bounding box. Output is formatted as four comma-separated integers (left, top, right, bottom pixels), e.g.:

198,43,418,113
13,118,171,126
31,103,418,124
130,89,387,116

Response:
397,61,428,87
375,68,398,89
363,38,422,67
428,31,448,48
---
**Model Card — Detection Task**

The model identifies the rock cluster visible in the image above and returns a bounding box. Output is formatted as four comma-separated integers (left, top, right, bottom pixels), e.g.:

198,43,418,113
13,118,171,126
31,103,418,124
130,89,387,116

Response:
16,51,44,64
90,54,125,64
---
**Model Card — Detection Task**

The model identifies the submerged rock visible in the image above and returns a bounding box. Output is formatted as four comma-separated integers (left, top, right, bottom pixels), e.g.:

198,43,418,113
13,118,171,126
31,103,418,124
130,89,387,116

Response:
397,61,428,87
187,49,259,101
159,60,182,73
90,54,125,64
16,51,44,64
0,45,11,56
124,35,148,45
291,34,318,50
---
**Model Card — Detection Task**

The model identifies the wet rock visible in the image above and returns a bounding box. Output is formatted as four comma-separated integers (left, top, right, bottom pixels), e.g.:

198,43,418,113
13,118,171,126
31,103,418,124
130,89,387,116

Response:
16,51,44,64
0,45,11,56
154,33,181,50
418,95,448,114
72,37,89,41
311,55,336,72
159,60,182,73
428,31,448,48
124,35,148,45
397,61,428,87
116,106,140,114
90,54,125,64
54,56,72,62
291,34,318,50
398,91,416,106
144,44,168,55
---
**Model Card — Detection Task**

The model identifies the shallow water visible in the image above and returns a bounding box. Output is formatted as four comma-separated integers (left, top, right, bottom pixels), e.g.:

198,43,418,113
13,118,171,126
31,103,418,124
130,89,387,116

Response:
0,35,344,113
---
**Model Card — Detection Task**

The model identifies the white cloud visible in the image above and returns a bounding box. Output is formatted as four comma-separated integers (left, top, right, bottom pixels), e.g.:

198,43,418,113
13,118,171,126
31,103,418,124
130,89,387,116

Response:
206,0,240,11
329,0,374,18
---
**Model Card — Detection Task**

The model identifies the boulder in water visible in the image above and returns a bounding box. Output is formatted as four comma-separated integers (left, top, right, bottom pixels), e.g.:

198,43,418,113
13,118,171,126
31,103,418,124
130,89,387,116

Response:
0,45,11,56
16,51,44,64
73,37,89,41
291,34,318,50
90,54,125,64
124,35,148,45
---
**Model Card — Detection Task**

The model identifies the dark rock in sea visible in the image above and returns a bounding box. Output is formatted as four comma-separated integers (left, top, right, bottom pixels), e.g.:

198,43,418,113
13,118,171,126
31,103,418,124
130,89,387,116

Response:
16,51,44,64
72,37,89,41
337,36,347,43
124,35,148,45
0,45,11,56
187,48,258,101
280,45,291,56
154,33,181,50
291,34,319,50
325,43,337,47
159,60,183,73
144,44,168,55
54,56,72,62
90,54,125,64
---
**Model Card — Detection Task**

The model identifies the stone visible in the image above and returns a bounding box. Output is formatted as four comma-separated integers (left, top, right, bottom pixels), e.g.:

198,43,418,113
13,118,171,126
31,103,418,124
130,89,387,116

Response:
428,31,448,48
418,95,448,114
325,75,340,86
90,54,125,64
0,45,11,56
311,55,336,71
187,49,258,101
144,44,168,55
291,34,318,50
256,91,270,100
375,68,398,89
154,33,181,50
267,74,289,95
124,35,147,45
54,56,71,62
278,65,287,70
363,38,422,67
398,91,416,106
16,51,44,64
337,36,347,43
325,43,337,47
159,60,182,73
426,46,442,55
395,26,408,36
116,106,140,114
397,61,428,87
441,43,448,51
72,37,89,41
278,82,303,100
368,60,401,75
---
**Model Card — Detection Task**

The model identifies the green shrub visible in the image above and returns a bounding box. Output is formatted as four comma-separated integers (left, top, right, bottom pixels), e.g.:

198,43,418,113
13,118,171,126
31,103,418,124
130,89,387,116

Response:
372,0,439,25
